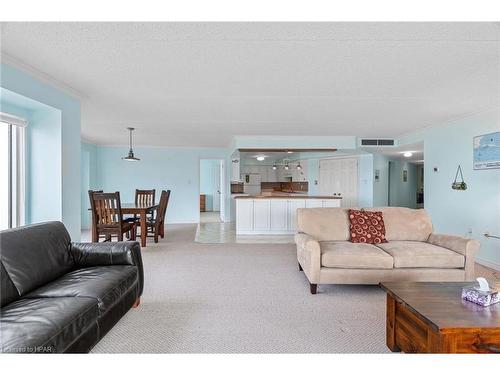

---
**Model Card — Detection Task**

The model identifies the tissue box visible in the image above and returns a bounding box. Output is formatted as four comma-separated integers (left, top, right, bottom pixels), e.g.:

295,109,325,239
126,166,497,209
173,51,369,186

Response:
461,285,500,307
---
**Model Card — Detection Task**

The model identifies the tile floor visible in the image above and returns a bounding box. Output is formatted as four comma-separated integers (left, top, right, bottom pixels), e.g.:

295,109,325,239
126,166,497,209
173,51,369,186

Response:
200,211,222,223
195,222,294,244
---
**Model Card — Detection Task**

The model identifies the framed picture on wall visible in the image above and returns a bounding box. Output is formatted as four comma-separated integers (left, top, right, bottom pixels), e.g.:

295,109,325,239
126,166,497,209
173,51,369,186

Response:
474,131,500,170
402,170,408,182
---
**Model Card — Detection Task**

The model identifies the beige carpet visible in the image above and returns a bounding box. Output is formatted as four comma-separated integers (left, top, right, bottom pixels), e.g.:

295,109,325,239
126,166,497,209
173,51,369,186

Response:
91,224,389,353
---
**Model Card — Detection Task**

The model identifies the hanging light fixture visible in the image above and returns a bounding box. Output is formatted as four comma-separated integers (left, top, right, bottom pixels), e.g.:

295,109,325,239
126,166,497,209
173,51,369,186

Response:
296,161,302,170
122,127,140,161
272,162,277,170
284,160,289,170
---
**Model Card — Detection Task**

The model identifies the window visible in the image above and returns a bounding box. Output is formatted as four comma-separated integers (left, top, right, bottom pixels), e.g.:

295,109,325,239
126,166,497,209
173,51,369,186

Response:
0,113,26,230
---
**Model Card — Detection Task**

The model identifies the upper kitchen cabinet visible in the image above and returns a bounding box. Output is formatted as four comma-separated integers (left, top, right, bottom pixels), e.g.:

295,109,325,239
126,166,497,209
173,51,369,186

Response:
231,158,241,181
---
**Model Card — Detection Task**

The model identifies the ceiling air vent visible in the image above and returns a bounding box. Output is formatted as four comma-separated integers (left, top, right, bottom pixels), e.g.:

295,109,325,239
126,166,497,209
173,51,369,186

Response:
360,139,396,146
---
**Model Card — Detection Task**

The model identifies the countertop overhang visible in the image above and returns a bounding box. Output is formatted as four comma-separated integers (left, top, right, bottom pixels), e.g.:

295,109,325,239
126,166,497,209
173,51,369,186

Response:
234,195,342,199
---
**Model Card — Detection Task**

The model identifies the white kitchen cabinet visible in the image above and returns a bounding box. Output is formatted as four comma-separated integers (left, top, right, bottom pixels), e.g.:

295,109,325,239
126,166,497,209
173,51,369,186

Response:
236,198,341,234
305,199,323,208
236,199,254,231
287,199,306,231
270,199,288,231
322,199,340,207
253,200,271,230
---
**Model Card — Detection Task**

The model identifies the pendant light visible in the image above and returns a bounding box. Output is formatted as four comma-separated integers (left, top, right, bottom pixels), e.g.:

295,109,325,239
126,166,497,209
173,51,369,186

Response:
296,161,302,170
122,127,140,161
284,161,289,170
272,162,277,170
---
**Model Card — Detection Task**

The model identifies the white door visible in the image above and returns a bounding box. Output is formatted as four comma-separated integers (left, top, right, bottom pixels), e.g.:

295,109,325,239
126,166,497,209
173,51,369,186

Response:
319,158,358,207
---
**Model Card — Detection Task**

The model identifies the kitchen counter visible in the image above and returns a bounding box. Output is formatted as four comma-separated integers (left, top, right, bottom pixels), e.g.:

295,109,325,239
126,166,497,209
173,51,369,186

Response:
234,195,342,199
235,195,341,234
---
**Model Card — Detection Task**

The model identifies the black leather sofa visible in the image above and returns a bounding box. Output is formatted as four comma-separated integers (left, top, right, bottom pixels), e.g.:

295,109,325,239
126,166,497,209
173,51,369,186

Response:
0,221,143,353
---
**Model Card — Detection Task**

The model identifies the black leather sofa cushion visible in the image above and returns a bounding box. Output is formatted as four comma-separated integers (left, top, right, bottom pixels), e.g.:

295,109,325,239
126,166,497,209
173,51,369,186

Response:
1,262,20,307
70,241,144,297
1,222,73,295
26,266,138,315
0,297,99,353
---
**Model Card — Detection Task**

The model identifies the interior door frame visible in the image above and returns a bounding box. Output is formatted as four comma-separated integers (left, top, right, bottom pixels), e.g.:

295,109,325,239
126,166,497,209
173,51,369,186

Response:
199,158,226,223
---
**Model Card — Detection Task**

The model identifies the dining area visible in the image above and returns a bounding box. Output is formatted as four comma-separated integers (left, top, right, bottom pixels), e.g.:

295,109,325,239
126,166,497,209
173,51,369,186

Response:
88,189,171,247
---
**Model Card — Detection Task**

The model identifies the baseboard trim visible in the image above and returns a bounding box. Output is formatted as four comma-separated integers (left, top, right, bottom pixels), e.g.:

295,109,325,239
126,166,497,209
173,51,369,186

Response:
476,257,500,271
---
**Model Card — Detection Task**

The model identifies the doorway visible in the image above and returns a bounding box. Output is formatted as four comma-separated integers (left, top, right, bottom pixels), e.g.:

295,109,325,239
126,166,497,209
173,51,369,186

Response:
388,160,423,208
199,159,225,223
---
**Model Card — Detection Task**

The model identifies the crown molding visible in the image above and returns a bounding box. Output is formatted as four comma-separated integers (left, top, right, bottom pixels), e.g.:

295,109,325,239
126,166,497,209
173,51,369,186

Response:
1,52,86,99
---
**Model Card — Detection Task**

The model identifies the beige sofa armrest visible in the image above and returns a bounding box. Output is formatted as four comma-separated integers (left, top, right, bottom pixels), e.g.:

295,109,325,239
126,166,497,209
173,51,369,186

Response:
295,233,321,284
428,233,480,281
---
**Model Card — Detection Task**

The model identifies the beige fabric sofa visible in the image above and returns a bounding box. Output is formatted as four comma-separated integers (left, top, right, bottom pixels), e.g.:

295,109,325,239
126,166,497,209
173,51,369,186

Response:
295,207,480,294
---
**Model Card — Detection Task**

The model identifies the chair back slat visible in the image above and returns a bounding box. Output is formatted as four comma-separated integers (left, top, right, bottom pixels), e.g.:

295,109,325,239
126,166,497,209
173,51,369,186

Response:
92,192,123,227
136,189,155,207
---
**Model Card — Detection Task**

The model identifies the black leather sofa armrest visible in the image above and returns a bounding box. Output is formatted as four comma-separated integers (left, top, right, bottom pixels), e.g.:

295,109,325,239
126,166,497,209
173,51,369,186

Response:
70,241,144,296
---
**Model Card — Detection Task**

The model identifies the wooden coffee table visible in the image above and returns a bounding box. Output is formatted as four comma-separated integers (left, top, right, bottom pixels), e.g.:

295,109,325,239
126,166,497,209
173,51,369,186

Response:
380,282,500,353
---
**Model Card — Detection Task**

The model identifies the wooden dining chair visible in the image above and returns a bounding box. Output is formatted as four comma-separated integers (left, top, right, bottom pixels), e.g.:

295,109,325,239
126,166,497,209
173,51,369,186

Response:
91,191,137,242
126,189,156,224
88,190,103,242
136,189,156,207
146,190,171,243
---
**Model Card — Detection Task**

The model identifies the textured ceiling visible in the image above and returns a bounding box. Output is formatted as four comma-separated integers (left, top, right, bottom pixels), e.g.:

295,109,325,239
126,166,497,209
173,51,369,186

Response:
1,22,499,147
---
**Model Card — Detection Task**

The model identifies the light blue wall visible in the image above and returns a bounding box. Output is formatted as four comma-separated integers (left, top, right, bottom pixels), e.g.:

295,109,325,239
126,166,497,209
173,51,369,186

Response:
1,64,81,239
373,154,390,207
1,87,64,226
81,142,98,229
28,106,63,224
388,160,417,208
399,108,500,268
200,159,220,211
93,146,231,223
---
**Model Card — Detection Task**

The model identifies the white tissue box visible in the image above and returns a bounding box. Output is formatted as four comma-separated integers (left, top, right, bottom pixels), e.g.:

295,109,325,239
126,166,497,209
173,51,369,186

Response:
461,285,500,307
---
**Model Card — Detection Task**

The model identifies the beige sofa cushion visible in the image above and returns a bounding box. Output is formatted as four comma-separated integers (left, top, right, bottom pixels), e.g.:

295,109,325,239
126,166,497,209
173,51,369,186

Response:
320,241,394,269
365,207,433,241
297,208,350,241
376,241,465,269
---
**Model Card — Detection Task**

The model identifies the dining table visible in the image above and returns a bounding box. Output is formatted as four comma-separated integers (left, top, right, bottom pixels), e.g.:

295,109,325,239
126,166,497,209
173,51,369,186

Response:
90,202,159,247
121,203,159,247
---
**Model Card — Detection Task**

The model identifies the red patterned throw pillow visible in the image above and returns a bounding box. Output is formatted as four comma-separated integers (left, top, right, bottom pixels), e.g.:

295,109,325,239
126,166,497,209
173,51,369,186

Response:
348,209,388,244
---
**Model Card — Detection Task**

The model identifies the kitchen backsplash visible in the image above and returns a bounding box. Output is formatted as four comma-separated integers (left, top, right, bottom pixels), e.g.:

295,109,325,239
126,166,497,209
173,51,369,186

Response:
231,182,245,194
261,182,308,192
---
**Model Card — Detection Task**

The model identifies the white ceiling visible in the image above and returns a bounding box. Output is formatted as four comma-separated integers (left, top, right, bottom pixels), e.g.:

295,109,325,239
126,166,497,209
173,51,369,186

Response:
1,22,499,147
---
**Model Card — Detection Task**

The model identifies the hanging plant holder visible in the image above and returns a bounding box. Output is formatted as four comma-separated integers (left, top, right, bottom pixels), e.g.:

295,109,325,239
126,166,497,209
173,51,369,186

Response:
452,165,467,190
